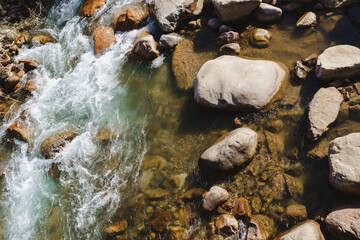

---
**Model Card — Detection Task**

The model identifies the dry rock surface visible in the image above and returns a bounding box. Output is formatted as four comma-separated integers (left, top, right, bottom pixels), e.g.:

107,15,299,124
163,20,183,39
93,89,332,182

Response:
79,0,106,17
275,220,325,240
296,12,317,28
211,0,261,22
132,31,159,60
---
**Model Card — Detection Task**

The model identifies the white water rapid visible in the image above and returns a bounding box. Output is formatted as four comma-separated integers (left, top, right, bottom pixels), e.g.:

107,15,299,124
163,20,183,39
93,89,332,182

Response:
0,0,150,239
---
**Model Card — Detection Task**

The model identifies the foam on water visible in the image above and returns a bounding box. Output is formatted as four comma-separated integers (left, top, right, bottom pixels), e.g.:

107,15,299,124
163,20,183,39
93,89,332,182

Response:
0,0,148,239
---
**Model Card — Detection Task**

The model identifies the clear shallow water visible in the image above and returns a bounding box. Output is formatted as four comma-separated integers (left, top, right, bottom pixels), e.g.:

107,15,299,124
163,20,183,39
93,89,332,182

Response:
0,0,360,239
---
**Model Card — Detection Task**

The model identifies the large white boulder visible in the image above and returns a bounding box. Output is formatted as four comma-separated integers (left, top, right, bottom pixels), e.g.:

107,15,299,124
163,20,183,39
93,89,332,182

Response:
147,0,204,32
275,220,325,240
194,55,288,110
316,45,360,81
200,127,258,171
211,0,261,22
328,133,360,195
325,205,360,240
307,87,343,141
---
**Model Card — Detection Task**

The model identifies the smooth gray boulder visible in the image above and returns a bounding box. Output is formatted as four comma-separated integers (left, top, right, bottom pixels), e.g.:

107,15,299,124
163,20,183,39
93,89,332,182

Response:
211,0,261,22
254,3,282,23
147,0,204,32
276,221,325,240
319,0,360,8
325,205,360,240
194,55,287,110
200,127,258,171
202,186,229,211
329,133,360,195
316,45,360,81
296,12,317,28
307,87,343,141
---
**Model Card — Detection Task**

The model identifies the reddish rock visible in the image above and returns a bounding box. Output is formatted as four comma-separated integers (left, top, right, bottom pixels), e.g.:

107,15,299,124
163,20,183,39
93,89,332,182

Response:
7,112,30,142
151,211,172,233
40,130,79,159
92,26,116,55
19,59,39,72
79,0,106,17
31,35,55,45
105,220,128,235
113,8,147,32
234,197,251,219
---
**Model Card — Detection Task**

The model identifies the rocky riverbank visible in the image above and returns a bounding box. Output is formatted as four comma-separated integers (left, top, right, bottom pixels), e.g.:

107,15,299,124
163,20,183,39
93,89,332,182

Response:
1,0,360,239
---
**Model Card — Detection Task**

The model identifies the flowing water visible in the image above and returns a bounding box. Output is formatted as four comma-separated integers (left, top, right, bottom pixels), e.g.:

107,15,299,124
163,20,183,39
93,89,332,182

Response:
1,0,360,239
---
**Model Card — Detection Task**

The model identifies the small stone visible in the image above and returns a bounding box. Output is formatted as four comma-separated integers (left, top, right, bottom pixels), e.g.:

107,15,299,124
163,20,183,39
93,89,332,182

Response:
158,33,183,50
220,43,240,55
79,0,106,17
7,120,29,142
106,220,128,235
202,186,229,212
218,25,235,33
296,12,317,28
215,214,238,235
169,227,185,240
255,3,282,23
250,28,272,48
208,18,221,29
234,197,251,219
218,31,240,44
294,61,310,79
275,220,325,240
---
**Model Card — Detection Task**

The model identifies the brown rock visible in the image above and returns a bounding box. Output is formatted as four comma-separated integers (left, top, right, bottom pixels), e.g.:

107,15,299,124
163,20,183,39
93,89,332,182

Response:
79,0,106,17
215,214,238,235
282,204,307,226
183,188,207,200
40,130,79,159
234,197,251,219
31,35,55,45
113,8,147,32
93,26,116,55
7,120,29,142
151,211,172,233
106,220,128,235
169,227,185,240
247,215,274,240
132,31,159,60
0,66,19,91
18,59,39,72
48,165,61,179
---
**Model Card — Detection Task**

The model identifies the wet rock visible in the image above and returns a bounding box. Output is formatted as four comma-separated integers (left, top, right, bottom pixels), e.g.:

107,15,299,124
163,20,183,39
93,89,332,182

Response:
79,0,106,17
0,66,19,91
15,33,29,47
250,28,272,48
220,43,240,55
18,59,39,72
158,33,183,50
184,187,207,200
284,174,304,197
48,166,61,179
247,215,274,240
218,31,239,44
0,53,11,66
218,25,235,33
307,87,343,141
215,214,238,235
328,133,360,195
234,197,251,219
211,0,261,22
294,61,310,79
325,205,360,240
316,45,360,81
40,130,79,159
319,0,359,8
144,188,170,200
170,173,187,189
208,17,221,30
200,127,258,171
282,204,307,226
283,2,302,11
264,119,284,133
113,8,147,32
188,19,202,29
106,220,128,235
202,186,229,212
296,12,316,28
92,26,116,55
147,0,204,32
151,211,172,233
194,56,287,110
31,35,55,45
169,227,185,240
7,119,29,142
172,39,215,90
254,3,282,23
132,31,159,60
275,220,325,240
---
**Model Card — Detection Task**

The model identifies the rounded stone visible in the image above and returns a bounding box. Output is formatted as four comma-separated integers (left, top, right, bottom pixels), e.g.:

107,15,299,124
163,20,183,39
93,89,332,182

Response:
254,3,282,23
250,28,272,47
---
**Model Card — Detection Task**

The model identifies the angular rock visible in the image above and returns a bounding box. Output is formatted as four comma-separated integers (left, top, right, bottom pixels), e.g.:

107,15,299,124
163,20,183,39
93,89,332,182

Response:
220,43,240,55
211,0,261,22
325,205,360,240
282,204,308,226
106,220,128,235
0,66,19,91
254,3,282,23
250,28,272,48
132,32,159,60
307,87,343,141
158,33,183,50
208,17,221,30
283,2,302,11
247,215,274,240
113,8,147,32
93,26,116,55
169,227,185,240
275,220,325,240
296,12,317,28
319,0,360,8
218,31,239,44
7,120,29,142
31,35,55,45
202,186,229,212
200,127,258,171
40,130,79,159
328,133,360,195
18,59,39,72
194,55,287,110
215,214,238,235
79,0,106,17
316,45,360,81
147,0,204,32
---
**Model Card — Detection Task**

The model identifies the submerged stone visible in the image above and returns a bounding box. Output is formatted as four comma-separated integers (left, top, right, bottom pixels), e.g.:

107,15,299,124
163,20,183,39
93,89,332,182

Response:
106,220,128,235
40,130,79,159
296,12,317,28
194,56,288,110
247,215,274,240
202,186,229,212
